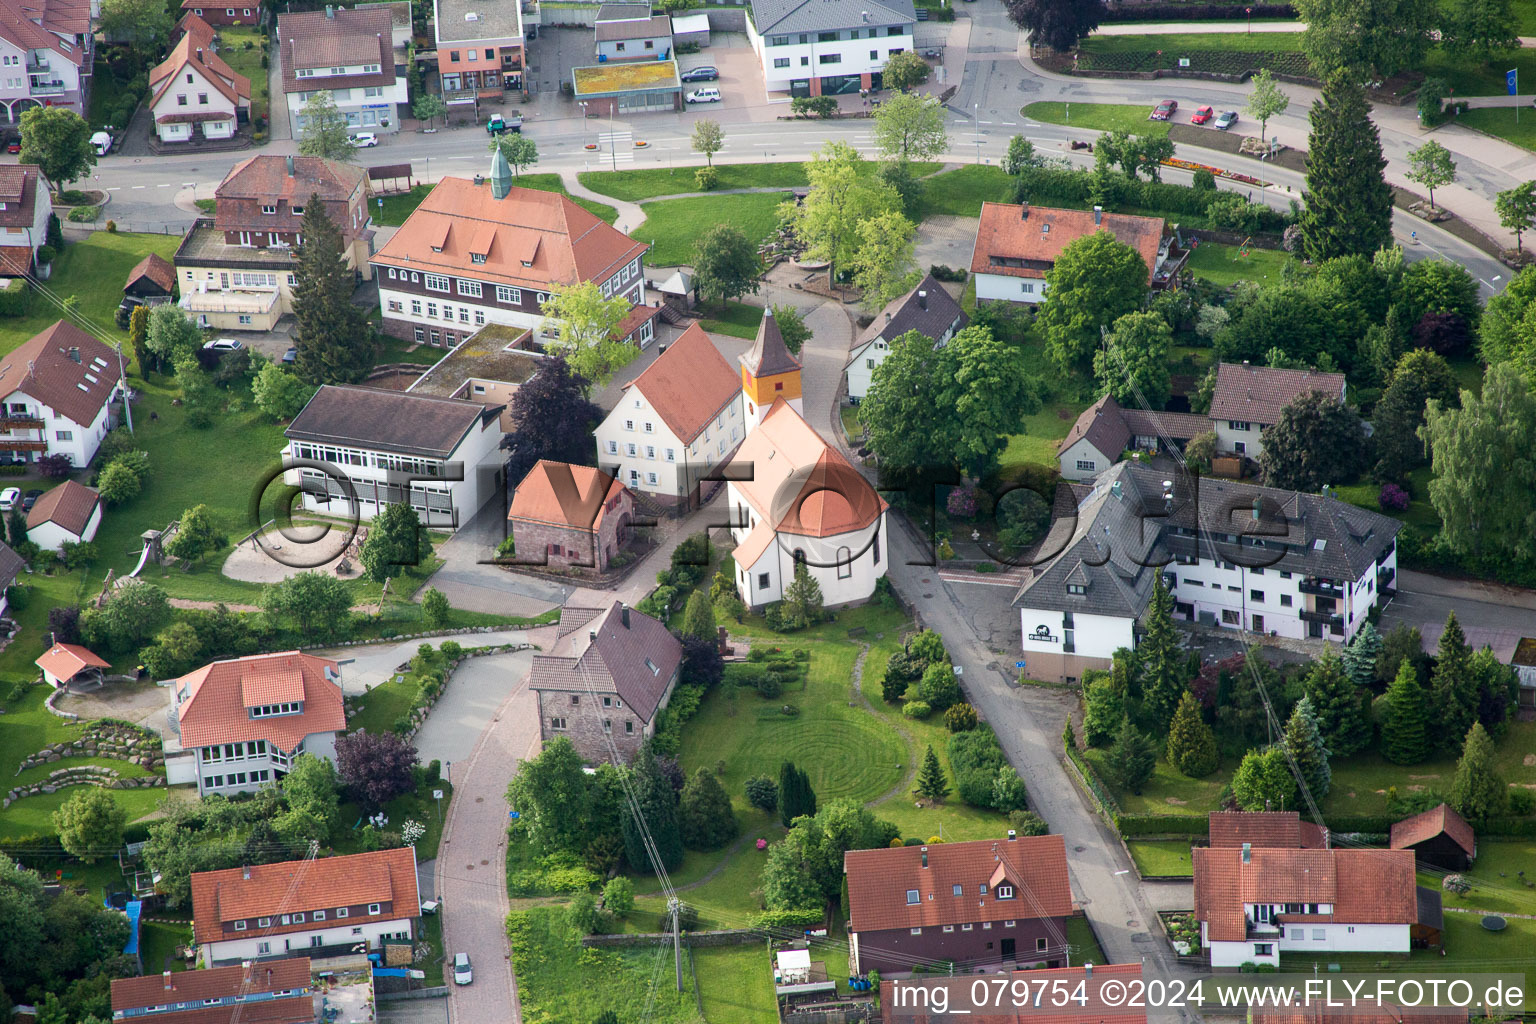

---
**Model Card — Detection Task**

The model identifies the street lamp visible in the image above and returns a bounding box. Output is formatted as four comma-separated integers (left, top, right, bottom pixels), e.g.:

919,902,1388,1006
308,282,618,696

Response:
1245,6,1252,32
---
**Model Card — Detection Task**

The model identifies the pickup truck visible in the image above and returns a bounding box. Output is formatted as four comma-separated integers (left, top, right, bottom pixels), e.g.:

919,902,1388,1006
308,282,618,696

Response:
486,114,523,136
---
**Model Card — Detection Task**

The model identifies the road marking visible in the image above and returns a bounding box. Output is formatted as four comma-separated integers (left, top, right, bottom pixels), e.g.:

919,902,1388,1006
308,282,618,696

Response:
106,187,120,191
157,183,171,187
132,185,146,189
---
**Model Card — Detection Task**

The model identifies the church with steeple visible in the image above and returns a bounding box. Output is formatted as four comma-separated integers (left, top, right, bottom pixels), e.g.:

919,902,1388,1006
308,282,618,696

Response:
370,149,659,350
594,304,888,607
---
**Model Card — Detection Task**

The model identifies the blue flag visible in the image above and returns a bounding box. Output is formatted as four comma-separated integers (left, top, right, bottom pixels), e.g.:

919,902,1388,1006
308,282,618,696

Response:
1509,69,1520,96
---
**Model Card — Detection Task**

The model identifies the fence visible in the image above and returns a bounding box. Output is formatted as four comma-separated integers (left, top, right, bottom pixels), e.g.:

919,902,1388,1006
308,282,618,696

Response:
784,1003,877,1024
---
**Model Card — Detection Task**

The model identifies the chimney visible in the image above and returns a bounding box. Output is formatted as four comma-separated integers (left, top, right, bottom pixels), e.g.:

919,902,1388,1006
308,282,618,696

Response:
163,971,173,991
286,155,295,176
242,864,251,880
1007,829,1016,841
195,47,203,63
884,311,891,323
920,846,928,868
1111,480,1122,499
242,961,253,987
325,3,334,15
588,630,597,642
1241,841,1251,864
1019,201,1028,221
1252,497,1261,521
1093,205,1103,225
861,8,869,18
1084,963,1093,977
917,290,927,311
620,604,630,628
67,347,80,363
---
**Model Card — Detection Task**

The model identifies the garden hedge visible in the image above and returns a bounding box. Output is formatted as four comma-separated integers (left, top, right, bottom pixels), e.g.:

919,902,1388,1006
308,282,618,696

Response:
0,277,30,317
1100,2,1295,21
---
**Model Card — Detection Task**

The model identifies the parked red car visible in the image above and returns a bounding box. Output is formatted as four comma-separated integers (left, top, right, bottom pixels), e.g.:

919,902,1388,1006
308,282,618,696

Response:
1149,99,1178,121
1191,105,1215,125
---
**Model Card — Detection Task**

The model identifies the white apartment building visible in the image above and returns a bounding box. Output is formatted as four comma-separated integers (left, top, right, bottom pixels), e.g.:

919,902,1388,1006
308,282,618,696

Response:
0,0,87,123
163,651,346,797
746,0,913,98
0,321,121,469
278,5,407,135
283,384,507,529
1012,462,1400,681
593,322,744,508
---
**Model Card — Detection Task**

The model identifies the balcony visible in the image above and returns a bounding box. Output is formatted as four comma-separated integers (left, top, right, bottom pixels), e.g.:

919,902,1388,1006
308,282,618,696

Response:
1299,608,1344,627
1378,566,1395,586
0,416,43,430
1298,577,1343,597
29,79,67,96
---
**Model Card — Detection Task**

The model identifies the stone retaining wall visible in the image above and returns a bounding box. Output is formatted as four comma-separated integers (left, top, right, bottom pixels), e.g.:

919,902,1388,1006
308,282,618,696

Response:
16,722,165,774
4,766,165,809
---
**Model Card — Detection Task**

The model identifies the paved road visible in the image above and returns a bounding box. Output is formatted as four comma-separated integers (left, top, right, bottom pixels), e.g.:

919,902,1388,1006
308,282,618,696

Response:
312,628,541,697
1380,570,1536,637
410,642,544,768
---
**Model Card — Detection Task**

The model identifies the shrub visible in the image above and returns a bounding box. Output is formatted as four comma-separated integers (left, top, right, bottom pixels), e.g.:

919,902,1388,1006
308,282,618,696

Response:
745,774,779,812
66,206,99,223
1378,482,1410,511
948,727,1009,808
0,277,31,317
917,662,961,710
35,244,55,266
929,264,968,283
1009,810,1049,836
694,165,719,191
944,702,978,732
945,486,978,520
902,700,932,719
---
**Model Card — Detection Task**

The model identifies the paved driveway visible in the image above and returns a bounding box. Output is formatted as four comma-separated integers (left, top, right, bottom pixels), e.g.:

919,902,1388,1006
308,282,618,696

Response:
435,668,540,1024
314,629,541,697
412,645,541,769
420,502,568,616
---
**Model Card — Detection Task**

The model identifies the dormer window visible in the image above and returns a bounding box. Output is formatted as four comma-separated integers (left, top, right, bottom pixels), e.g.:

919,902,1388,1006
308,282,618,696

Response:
906,889,920,905
645,658,659,675
250,701,302,718
1067,584,1086,595
292,206,304,215
471,253,487,264
979,884,988,895
261,205,277,215
521,260,533,268
997,885,1014,899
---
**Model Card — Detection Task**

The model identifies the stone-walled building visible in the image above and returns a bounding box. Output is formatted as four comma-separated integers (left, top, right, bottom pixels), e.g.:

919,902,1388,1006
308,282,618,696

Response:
508,460,635,571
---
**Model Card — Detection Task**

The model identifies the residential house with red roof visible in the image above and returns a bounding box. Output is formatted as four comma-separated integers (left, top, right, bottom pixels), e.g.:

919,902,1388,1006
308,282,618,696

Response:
593,322,745,509
281,384,506,528
0,321,123,468
147,31,251,144
179,0,257,27
176,155,371,332
0,164,52,277
969,201,1185,305
725,317,887,609
529,600,682,763
1193,845,1427,968
371,150,654,350
1210,361,1347,462
26,478,100,551
162,651,346,797
111,956,314,1024
845,832,1074,976
879,963,1147,1023
1208,811,1327,851
0,0,88,121
1390,803,1476,871
190,848,420,965
277,4,407,137
508,460,634,571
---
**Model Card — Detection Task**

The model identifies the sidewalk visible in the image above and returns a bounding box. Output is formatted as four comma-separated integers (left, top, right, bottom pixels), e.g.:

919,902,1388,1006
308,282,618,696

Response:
559,170,644,233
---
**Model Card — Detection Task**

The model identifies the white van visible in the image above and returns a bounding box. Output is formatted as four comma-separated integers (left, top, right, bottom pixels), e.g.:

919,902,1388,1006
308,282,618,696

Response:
90,131,112,156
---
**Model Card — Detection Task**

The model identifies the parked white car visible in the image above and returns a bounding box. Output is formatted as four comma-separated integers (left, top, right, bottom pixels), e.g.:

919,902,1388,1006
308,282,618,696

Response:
203,338,243,352
686,88,721,104
0,487,19,512
452,953,472,985
352,132,379,148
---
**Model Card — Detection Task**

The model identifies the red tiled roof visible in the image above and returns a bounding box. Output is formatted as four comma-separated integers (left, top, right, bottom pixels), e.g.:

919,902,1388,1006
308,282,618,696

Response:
846,834,1073,934
0,322,119,427
626,322,740,444
1254,1007,1468,1024
0,165,45,230
191,847,419,944
371,179,648,294
1390,803,1476,859
172,11,217,46
881,964,1148,1024
174,651,344,752
510,460,627,531
103,996,315,1024
1208,811,1327,850
26,480,100,535
35,642,109,682
113,957,311,1012
126,253,176,294
969,202,1162,284
0,245,33,276
276,6,396,93
0,0,83,67
150,31,252,111
1208,361,1347,426
1193,847,1418,943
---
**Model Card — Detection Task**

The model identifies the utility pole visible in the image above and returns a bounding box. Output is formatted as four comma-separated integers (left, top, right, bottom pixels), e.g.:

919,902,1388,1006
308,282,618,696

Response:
669,897,683,992
115,341,133,433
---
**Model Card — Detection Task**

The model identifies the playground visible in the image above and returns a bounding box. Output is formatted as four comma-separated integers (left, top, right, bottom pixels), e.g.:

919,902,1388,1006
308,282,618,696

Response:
219,518,364,584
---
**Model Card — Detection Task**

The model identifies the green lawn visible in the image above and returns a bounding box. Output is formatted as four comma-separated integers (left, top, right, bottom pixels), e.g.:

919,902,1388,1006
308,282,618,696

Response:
1424,841,1536,918
998,401,1090,473
1067,915,1107,965
1083,747,1229,816
1186,242,1295,288
346,673,420,737
1278,912,1535,985
1456,106,1536,153
840,403,862,438
87,64,133,130
0,784,175,840
1333,466,1439,532
635,192,792,268
1517,0,1536,33
374,175,618,227
1024,101,1172,137
634,836,777,931
218,28,270,121
697,300,765,340
578,161,945,203
913,165,1017,220
0,232,181,359
507,907,703,1023
1127,840,1194,878
139,919,193,974
416,912,445,986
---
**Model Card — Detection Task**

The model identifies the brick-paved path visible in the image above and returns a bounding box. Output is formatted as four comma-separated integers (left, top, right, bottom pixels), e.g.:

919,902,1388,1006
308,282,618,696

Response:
434,656,540,1024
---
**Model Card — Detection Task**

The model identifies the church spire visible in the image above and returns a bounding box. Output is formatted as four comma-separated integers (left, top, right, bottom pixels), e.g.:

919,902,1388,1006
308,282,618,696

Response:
739,306,803,428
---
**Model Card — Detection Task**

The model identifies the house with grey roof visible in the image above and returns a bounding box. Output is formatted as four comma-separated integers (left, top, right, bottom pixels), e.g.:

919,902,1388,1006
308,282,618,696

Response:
1210,361,1347,461
845,273,967,402
529,601,683,764
1012,462,1400,681
746,0,915,98
282,384,506,530
594,5,672,62
1056,395,1210,481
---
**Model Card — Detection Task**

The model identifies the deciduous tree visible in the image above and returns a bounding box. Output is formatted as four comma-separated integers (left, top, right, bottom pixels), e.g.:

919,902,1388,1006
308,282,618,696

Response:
293,197,375,385
1093,310,1172,409
1405,140,1456,210
52,788,126,863
1257,391,1367,492
770,304,810,355
1293,0,1436,80
260,571,353,640
335,730,419,812
19,107,95,187
691,224,760,309
1372,349,1458,482
679,590,715,642
540,281,636,386
282,754,342,839
1423,362,1536,564
1298,77,1393,262
690,118,723,166
850,210,918,310
1038,231,1149,371
1380,660,1430,764
1440,0,1518,64
145,304,201,372
412,94,448,128
98,0,172,47
1495,181,1536,253
1230,746,1298,812
80,579,170,654
1449,721,1508,826
489,133,538,178
1478,264,1536,370
1245,68,1291,144
1003,0,1104,51
297,93,355,161
872,92,948,163
165,504,226,566
1004,136,1043,175
1082,674,1124,748
501,355,602,481
622,744,684,873
882,50,931,93
420,586,450,628
252,363,314,421
789,141,900,288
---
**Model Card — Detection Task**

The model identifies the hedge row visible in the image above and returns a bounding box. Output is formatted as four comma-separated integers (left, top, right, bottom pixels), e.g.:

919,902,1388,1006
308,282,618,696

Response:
1100,2,1296,21
1113,813,1536,840
1013,165,1290,233
1115,814,1210,838
0,277,30,317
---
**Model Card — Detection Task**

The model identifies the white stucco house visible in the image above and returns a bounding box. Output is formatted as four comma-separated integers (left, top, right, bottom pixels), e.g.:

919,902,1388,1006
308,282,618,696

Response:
25,479,100,551
191,847,420,965
163,650,346,798
0,321,122,468
1209,361,1348,461
147,31,251,143
1194,846,1425,969
845,272,967,402
282,384,507,530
